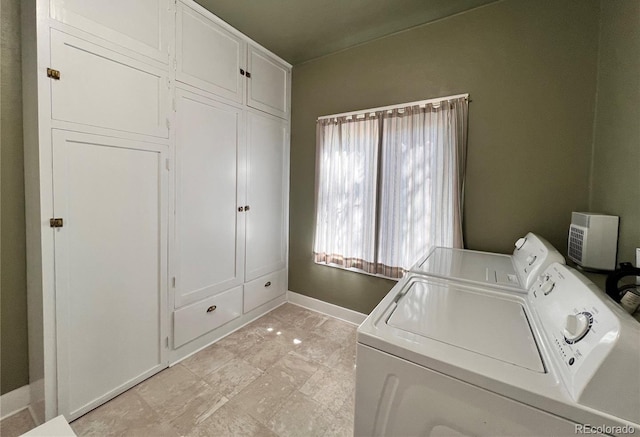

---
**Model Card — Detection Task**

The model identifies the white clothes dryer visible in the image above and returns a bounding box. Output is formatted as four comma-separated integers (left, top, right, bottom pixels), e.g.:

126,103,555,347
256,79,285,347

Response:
355,263,640,436
410,232,565,292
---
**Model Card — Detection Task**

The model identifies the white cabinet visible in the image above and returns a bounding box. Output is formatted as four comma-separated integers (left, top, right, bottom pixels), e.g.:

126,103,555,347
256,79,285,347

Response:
52,131,168,419
176,1,245,103
247,46,290,119
175,1,290,119
23,0,289,422
174,286,243,348
49,0,172,63
174,89,245,308
245,111,288,281
50,30,170,138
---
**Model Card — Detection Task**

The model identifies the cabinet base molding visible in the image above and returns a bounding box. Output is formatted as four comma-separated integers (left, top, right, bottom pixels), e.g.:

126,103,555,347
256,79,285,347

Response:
0,385,34,422
169,295,286,365
286,291,367,326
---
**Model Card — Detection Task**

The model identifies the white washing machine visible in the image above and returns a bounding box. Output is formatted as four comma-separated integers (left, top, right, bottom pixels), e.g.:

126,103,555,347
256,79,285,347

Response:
410,233,565,292
355,263,640,436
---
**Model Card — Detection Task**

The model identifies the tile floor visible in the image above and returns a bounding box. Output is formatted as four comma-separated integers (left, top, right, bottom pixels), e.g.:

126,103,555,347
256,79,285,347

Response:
0,303,357,437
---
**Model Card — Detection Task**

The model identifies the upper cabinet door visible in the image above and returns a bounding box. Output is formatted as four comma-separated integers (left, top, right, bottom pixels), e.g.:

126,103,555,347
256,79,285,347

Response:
50,30,170,138
176,2,245,104
49,0,171,63
245,111,288,282
174,88,246,308
247,46,290,119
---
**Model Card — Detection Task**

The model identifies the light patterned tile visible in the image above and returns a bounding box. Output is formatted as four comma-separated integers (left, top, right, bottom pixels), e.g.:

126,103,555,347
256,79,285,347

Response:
203,357,263,398
322,408,355,437
133,364,201,409
268,352,320,388
247,314,309,347
187,402,277,437
216,326,264,356
180,343,236,378
292,332,343,365
268,303,311,325
231,370,297,425
0,409,36,437
324,342,357,374
267,391,331,437
71,389,164,436
300,366,355,414
239,336,291,371
312,318,357,343
169,394,228,436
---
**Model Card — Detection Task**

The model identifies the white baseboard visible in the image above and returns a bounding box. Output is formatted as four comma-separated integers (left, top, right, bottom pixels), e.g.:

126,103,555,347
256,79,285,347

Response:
0,385,31,420
286,290,367,325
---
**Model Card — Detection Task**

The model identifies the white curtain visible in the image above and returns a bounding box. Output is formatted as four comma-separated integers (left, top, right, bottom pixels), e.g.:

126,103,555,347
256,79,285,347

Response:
377,98,468,277
313,96,468,279
313,114,380,273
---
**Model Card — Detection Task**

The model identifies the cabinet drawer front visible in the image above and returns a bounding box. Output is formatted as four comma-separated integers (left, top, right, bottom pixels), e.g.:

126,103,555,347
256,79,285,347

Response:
50,30,169,138
176,2,244,103
244,270,287,314
247,47,289,119
50,0,170,63
174,286,242,348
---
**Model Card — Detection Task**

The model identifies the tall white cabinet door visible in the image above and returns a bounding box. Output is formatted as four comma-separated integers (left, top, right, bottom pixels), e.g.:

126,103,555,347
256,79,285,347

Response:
245,111,288,282
247,46,289,119
174,89,245,308
52,131,168,419
176,1,245,103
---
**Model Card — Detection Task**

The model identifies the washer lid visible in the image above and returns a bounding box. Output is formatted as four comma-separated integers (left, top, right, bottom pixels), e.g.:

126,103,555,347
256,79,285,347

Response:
412,248,521,288
387,280,544,372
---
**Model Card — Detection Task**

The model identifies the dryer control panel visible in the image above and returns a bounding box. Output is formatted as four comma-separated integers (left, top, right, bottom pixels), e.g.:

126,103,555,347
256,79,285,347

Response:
529,263,640,423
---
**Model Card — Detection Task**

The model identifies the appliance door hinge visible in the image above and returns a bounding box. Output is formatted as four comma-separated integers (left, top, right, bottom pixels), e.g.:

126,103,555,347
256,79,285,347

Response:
165,337,169,348
47,68,61,80
171,276,176,287
166,158,171,171
49,218,64,228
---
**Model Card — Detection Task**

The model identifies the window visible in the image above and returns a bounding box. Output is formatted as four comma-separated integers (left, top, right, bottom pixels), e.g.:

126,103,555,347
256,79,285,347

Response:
313,95,468,279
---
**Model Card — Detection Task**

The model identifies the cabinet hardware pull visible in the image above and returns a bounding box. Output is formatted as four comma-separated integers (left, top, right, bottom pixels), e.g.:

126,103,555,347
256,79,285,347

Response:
238,206,244,212
49,218,64,228
47,68,61,80
264,281,271,287
206,305,217,313
245,205,250,211
240,68,245,76
246,71,251,78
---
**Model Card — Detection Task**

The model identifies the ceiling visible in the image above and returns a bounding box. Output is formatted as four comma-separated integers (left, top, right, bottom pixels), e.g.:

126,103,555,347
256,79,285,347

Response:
194,0,499,65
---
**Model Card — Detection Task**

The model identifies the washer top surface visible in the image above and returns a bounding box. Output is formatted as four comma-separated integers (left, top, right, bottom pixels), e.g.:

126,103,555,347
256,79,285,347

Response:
387,280,544,372
412,247,521,288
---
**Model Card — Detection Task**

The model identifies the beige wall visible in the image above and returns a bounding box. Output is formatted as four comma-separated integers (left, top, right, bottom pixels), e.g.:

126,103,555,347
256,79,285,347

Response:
289,0,601,313
1,0,29,395
590,0,640,265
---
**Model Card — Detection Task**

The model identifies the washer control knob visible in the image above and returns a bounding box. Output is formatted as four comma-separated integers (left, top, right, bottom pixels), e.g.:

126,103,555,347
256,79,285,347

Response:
564,312,593,344
526,255,537,265
541,280,555,295
515,237,527,250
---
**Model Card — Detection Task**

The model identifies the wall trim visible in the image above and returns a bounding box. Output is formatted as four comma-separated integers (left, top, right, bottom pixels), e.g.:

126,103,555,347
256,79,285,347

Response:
286,290,367,325
0,385,31,420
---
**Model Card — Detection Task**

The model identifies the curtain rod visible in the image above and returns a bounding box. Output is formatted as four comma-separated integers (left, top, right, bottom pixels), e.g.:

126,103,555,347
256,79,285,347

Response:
317,93,469,121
